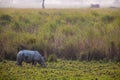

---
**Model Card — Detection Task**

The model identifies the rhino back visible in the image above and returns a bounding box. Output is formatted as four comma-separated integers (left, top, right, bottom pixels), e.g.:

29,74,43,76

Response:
33,51,42,61
22,50,35,62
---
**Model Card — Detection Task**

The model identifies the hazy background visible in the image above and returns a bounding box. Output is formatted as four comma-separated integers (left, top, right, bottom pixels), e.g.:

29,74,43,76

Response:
0,0,120,8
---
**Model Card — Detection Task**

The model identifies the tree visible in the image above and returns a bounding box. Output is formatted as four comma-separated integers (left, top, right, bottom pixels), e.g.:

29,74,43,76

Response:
42,0,45,8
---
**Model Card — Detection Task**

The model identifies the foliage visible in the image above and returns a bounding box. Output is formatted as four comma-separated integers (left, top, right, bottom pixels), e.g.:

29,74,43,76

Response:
47,54,57,62
0,60,120,80
0,9,120,61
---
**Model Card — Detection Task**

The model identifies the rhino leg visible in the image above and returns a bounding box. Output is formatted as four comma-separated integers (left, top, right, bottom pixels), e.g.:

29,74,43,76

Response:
32,60,37,66
32,60,34,65
19,61,22,66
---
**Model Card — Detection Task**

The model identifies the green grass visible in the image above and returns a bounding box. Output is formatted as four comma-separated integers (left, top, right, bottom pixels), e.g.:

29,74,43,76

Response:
0,8,120,61
0,8,120,80
0,60,120,80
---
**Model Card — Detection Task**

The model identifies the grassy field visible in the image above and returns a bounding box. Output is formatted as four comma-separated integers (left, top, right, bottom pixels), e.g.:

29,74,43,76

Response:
0,8,120,80
0,8,120,61
0,60,120,80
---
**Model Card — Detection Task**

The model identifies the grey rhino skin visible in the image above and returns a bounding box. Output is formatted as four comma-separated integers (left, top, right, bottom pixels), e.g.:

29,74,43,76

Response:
16,50,46,67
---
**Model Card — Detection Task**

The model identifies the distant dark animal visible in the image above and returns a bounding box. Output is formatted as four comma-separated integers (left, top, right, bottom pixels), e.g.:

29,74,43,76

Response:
16,50,46,67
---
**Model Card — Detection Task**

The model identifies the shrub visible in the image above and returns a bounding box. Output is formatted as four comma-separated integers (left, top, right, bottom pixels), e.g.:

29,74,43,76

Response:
101,15,115,23
0,14,12,25
48,54,57,62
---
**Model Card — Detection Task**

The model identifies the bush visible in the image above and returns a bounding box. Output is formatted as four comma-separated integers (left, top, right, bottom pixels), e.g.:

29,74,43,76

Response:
101,15,115,23
0,14,12,25
48,54,57,62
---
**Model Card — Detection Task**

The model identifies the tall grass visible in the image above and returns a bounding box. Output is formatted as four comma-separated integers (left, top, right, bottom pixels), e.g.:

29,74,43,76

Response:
0,8,120,61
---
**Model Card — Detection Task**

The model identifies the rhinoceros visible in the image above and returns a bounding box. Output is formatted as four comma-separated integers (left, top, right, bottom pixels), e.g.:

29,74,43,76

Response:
16,50,46,67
